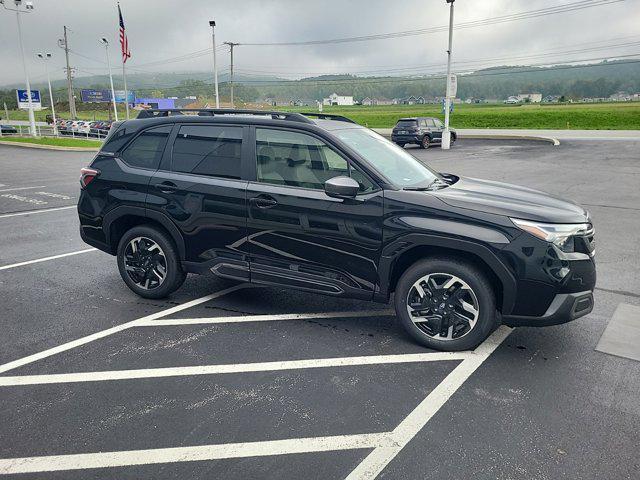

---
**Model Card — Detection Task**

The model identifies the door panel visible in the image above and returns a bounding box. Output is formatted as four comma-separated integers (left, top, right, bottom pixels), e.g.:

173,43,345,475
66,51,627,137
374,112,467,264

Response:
146,124,249,279
246,127,383,299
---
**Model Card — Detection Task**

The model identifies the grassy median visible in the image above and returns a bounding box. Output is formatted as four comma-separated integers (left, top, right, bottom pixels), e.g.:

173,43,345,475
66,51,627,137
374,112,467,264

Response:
280,102,640,129
0,136,102,148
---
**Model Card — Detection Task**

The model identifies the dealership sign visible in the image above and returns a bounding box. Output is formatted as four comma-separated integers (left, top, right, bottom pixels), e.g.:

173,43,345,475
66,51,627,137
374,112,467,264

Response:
16,89,42,110
80,89,134,103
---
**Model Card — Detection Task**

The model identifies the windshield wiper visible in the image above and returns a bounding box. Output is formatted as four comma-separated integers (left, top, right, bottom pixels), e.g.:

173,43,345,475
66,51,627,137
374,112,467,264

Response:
403,178,449,191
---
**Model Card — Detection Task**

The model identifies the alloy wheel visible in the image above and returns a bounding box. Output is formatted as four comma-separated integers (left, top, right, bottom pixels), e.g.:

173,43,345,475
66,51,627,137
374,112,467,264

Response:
123,236,167,290
406,272,480,341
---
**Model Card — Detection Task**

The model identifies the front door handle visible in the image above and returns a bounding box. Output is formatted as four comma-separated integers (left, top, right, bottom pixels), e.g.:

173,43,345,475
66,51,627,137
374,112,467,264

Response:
250,195,278,209
156,181,178,194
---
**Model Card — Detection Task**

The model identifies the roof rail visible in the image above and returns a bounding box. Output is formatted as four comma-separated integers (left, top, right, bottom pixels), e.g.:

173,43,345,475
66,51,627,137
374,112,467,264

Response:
298,112,357,124
135,108,314,123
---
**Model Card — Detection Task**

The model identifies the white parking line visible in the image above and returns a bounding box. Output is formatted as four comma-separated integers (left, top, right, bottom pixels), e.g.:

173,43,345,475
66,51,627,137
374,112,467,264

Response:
0,248,97,271
0,185,46,193
138,309,395,326
0,433,393,475
0,284,250,374
345,326,512,480
0,326,512,476
0,205,76,219
0,351,467,386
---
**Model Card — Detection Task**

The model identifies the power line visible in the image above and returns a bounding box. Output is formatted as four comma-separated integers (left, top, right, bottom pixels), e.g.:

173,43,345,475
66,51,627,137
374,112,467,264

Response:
239,0,623,46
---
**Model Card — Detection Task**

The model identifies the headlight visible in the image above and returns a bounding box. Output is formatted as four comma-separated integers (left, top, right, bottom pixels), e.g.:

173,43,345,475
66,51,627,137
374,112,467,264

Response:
511,218,591,253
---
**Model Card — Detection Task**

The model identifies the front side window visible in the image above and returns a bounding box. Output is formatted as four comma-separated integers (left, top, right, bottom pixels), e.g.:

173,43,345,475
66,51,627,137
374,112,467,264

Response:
333,127,440,188
433,119,444,128
256,128,375,192
119,125,172,170
172,125,242,179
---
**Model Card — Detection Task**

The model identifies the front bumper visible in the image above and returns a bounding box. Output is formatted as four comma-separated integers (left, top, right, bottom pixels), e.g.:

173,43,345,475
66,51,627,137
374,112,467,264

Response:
502,290,594,326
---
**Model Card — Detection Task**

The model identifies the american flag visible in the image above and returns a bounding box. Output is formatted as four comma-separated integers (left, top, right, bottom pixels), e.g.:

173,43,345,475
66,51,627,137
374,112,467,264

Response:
118,4,131,63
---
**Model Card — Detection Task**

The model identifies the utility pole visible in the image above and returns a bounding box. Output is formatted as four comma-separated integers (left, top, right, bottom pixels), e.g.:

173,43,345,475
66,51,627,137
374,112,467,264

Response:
442,0,455,150
209,20,219,109
59,26,77,119
224,42,239,108
37,53,57,135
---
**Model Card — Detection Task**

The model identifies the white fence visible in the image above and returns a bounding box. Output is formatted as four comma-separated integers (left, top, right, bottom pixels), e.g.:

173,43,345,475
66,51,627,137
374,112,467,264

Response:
0,125,108,141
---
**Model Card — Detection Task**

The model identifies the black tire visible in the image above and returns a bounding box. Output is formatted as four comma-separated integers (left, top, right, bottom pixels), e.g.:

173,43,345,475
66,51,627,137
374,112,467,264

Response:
395,142,405,148
117,224,186,299
420,135,431,149
394,256,497,351
450,133,457,144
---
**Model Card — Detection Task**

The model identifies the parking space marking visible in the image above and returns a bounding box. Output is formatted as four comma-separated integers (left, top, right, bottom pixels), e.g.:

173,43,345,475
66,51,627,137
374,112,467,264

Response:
138,309,395,326
0,284,251,375
0,186,46,193
0,248,97,271
0,432,392,475
345,326,512,480
0,205,76,219
0,351,467,386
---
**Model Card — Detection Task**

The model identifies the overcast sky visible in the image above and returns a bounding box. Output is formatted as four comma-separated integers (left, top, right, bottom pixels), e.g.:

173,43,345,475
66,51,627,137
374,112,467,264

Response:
1,0,638,87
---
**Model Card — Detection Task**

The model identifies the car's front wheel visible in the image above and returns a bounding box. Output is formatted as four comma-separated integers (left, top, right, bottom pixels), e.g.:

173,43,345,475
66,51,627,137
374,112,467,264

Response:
117,225,186,299
394,257,497,351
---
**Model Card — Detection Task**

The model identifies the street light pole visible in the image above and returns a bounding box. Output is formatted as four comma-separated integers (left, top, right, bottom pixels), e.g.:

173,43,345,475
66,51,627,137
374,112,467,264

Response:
209,20,219,109
37,53,57,135
2,0,37,136
100,38,118,121
442,0,455,150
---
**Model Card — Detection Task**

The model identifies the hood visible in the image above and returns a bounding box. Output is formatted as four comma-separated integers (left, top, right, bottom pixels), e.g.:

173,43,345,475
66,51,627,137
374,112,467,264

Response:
434,176,588,223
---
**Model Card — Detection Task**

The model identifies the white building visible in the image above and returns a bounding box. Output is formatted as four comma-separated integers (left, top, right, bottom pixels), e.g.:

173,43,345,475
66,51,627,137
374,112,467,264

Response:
322,93,354,106
516,93,542,103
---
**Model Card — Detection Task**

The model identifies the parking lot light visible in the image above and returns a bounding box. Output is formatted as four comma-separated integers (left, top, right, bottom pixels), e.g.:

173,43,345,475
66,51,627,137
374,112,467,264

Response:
100,37,119,122
442,0,455,150
36,52,57,135
2,0,37,136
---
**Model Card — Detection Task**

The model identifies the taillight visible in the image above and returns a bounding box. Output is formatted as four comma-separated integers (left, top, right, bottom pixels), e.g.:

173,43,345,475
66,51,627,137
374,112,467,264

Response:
80,167,100,189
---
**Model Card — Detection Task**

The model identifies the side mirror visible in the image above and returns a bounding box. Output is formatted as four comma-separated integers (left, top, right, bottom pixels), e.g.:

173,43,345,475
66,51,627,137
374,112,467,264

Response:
324,176,359,199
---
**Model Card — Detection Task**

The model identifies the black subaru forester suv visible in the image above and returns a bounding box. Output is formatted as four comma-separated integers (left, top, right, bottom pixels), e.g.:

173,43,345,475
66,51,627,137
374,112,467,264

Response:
78,109,595,351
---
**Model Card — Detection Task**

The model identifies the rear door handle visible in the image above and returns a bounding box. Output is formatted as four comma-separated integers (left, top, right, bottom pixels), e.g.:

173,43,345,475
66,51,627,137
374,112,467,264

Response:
156,181,178,193
250,195,278,209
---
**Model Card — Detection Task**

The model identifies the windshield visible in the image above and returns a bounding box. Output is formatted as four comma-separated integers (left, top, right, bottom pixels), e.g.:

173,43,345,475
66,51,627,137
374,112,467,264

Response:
396,120,417,128
334,128,439,188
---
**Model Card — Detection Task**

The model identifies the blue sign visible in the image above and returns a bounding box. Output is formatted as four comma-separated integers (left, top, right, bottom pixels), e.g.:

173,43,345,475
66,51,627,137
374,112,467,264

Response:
17,89,41,103
441,98,454,114
81,89,112,103
114,90,135,103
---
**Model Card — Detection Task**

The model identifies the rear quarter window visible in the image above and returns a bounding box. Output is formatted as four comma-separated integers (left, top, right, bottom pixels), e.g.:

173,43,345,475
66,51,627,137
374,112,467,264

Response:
118,125,172,170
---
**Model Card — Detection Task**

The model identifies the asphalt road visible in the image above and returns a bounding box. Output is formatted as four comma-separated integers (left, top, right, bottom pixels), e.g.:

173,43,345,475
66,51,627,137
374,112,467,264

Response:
0,139,638,479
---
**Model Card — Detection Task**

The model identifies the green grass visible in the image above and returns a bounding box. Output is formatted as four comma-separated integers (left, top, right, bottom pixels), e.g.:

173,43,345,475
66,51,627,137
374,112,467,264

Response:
279,102,640,129
0,136,101,148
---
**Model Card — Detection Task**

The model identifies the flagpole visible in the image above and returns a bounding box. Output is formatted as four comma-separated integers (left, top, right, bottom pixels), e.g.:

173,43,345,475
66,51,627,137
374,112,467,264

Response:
122,59,129,120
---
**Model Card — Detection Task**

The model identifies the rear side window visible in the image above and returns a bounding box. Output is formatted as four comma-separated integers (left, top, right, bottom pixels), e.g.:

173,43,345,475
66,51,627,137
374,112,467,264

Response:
119,125,172,170
171,125,242,179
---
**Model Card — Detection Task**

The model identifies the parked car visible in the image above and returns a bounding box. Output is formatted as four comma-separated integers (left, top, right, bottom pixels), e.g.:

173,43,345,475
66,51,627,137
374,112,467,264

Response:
78,109,595,351
391,117,456,148
90,120,113,138
75,121,92,136
0,124,18,135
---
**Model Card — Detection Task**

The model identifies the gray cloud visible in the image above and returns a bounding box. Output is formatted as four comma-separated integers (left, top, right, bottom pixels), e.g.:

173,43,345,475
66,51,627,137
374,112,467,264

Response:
1,0,638,87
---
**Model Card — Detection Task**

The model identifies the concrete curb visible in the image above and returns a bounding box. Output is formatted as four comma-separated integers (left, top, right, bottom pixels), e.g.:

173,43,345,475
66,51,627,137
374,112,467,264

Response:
458,133,560,146
372,128,560,146
0,141,100,152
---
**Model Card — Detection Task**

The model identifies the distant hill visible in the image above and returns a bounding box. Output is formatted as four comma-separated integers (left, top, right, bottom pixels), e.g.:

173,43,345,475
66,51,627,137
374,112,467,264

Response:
1,59,638,107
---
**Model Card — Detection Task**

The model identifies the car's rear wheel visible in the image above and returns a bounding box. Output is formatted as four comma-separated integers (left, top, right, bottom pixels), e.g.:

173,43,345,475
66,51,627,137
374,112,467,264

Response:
395,142,405,148
420,135,431,149
117,225,186,299
394,257,497,351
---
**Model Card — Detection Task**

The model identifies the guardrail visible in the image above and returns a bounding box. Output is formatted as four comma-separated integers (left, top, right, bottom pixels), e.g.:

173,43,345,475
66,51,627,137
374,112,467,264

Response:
0,125,109,141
